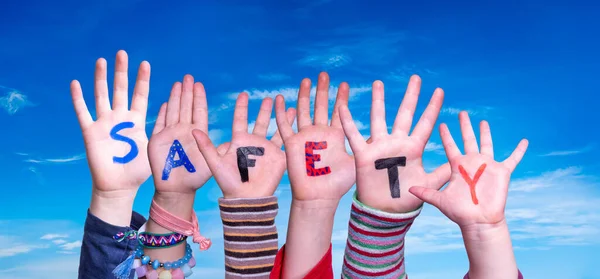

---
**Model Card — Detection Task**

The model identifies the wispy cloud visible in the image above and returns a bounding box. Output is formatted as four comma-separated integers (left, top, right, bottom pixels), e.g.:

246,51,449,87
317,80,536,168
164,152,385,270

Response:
24,153,86,164
40,234,69,240
236,85,371,102
539,145,594,157
425,141,444,153
0,244,48,258
509,166,591,192
59,241,81,251
208,102,235,125
387,64,440,83
441,106,493,116
296,25,407,69
0,87,35,115
258,73,291,81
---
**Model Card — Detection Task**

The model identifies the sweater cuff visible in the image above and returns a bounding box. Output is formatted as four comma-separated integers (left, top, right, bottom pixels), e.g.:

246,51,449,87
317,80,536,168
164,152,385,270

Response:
219,196,279,279
342,194,421,279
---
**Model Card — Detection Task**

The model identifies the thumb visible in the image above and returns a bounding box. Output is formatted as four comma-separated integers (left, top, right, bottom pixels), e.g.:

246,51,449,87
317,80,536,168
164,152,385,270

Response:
192,129,220,169
409,186,442,209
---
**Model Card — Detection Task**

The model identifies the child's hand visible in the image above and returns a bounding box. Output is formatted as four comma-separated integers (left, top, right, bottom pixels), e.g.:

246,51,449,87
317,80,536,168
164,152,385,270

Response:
192,93,296,198
409,111,528,228
70,50,151,225
274,72,356,205
147,75,212,215
340,75,450,213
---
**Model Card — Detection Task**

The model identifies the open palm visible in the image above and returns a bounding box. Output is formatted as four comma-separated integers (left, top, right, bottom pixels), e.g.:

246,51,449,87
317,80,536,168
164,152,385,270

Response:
148,75,212,194
410,112,528,227
70,50,151,194
193,94,296,198
275,73,355,202
340,75,450,213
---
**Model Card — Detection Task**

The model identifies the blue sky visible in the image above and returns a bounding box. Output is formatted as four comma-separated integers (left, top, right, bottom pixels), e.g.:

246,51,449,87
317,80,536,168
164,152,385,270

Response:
1,0,598,278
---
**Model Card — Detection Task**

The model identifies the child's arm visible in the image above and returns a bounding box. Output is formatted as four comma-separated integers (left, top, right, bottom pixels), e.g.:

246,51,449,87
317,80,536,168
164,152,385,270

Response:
410,112,528,279
339,75,449,278
71,50,152,278
142,74,215,275
271,73,357,278
192,94,296,278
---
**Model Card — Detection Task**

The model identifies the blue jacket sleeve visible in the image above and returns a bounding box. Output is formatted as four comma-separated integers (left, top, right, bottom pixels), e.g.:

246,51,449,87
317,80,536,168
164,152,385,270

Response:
78,210,146,279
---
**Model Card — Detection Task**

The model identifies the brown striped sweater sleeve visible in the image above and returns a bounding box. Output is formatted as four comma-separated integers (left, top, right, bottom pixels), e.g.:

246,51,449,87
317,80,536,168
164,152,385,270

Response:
219,196,279,279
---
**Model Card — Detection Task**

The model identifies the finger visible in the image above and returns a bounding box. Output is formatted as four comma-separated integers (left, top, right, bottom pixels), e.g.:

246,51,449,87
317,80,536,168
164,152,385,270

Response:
313,72,330,126
409,186,442,209
330,82,349,128
479,120,494,158
165,82,182,126
93,58,111,118
152,103,168,135
411,88,444,144
392,75,422,135
440,123,462,163
426,163,451,190
179,74,194,124
370,80,387,139
275,95,294,141
192,82,209,131
70,80,93,130
503,139,529,172
297,78,312,129
232,92,249,134
217,142,231,155
130,61,151,115
112,50,129,111
340,105,367,152
192,129,220,169
252,97,273,137
459,111,479,154
271,108,296,148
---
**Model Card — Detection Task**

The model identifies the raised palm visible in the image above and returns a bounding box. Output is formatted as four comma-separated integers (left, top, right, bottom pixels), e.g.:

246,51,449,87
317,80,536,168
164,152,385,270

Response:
148,75,212,194
275,73,355,202
341,76,451,213
410,112,528,227
70,50,151,194
192,94,296,198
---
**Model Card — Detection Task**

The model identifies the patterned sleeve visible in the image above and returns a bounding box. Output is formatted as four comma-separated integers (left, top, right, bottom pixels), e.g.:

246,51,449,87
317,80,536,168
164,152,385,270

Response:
219,196,279,279
342,194,421,279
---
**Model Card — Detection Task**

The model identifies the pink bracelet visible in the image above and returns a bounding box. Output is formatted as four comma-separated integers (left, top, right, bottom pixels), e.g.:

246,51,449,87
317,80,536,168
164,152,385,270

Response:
149,200,211,251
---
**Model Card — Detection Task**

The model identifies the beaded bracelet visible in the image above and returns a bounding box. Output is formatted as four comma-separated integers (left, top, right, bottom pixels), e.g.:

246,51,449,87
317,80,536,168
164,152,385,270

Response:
133,243,196,279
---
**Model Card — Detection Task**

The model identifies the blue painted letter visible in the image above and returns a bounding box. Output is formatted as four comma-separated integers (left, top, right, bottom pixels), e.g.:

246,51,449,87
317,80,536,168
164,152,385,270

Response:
162,139,196,180
110,121,139,164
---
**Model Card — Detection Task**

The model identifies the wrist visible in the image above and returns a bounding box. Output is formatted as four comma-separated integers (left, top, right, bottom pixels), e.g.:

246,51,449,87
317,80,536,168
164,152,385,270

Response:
152,191,196,220
89,188,136,227
460,219,510,244
291,199,339,218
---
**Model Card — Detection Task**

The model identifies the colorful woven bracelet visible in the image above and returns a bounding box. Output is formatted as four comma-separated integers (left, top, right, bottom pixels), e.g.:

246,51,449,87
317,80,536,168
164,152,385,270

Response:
138,231,187,249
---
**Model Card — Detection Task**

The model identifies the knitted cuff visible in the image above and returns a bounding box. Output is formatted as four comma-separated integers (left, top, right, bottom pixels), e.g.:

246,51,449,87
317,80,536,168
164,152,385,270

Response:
342,194,421,279
219,196,279,279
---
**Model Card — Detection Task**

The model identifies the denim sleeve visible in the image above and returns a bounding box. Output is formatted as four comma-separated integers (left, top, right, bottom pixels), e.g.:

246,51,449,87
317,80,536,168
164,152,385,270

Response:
78,210,146,279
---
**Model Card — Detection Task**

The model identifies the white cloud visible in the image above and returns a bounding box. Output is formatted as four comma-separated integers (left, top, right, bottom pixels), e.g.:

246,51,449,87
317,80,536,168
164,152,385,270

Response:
353,120,368,131
387,64,440,83
539,145,594,157
40,234,69,240
424,141,444,153
299,53,351,69
440,106,493,116
0,88,35,115
52,239,67,245
0,256,79,278
59,241,82,251
509,167,590,192
24,153,86,164
258,73,290,81
208,101,234,124
0,244,49,257
208,129,226,145
237,85,371,102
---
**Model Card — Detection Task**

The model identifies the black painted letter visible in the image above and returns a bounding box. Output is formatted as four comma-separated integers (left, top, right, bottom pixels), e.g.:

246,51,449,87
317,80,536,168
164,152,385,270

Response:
374,156,406,198
237,146,265,182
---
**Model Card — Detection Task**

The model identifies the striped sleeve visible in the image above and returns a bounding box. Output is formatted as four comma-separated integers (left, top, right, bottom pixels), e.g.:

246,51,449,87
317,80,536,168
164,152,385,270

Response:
219,196,279,279
342,194,421,279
